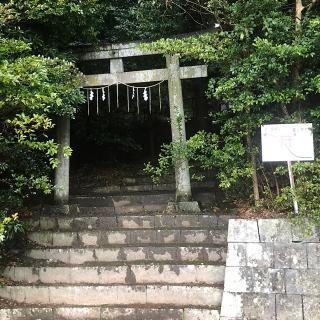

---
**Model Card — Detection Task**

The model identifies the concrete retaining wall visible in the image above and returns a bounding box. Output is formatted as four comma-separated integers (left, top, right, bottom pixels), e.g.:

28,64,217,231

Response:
220,219,320,320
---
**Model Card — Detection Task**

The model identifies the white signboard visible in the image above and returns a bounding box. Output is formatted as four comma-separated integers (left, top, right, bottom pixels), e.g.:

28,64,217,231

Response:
261,123,314,162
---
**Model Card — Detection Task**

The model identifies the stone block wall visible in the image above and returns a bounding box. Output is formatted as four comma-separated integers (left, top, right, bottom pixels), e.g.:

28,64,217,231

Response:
220,219,320,320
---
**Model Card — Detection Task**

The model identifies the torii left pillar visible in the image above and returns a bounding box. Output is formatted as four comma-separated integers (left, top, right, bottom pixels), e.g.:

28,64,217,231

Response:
54,116,70,204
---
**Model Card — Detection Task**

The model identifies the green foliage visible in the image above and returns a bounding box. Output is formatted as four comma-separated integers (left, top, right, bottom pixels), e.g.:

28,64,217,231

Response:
273,160,320,226
145,129,252,195
0,211,24,249
1,0,203,52
0,2,85,213
106,0,196,42
0,48,84,209
0,38,31,59
0,0,105,51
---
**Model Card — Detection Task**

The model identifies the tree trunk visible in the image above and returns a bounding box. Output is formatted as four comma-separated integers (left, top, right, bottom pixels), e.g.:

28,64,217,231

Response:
246,133,260,205
281,104,289,117
295,0,304,32
293,0,304,120
272,167,280,197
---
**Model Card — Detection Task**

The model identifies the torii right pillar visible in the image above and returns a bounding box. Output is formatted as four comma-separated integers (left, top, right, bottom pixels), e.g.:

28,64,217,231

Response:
166,55,195,205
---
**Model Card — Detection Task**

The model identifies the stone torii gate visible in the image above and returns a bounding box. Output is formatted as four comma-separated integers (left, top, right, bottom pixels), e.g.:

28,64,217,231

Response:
54,41,207,205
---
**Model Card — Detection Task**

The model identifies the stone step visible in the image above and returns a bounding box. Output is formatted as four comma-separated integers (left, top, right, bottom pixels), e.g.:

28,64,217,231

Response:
27,229,227,247
3,265,225,285
0,285,222,307
25,246,227,264
41,194,173,216
71,194,174,207
72,172,215,183
72,180,215,195
71,170,215,183
0,307,220,320
41,204,226,217
66,191,215,211
28,214,225,231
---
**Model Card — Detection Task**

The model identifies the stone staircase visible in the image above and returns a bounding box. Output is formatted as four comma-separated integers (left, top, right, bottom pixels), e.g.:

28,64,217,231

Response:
70,169,217,196
0,192,228,319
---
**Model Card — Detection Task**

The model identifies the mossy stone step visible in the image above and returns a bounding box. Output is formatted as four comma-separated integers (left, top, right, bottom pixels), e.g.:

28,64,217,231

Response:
0,306,220,320
0,285,222,307
25,246,227,265
28,214,224,231
3,264,225,285
27,229,227,247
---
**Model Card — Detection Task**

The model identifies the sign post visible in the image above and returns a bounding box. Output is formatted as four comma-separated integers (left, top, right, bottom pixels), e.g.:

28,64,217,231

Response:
261,123,314,214
287,161,299,214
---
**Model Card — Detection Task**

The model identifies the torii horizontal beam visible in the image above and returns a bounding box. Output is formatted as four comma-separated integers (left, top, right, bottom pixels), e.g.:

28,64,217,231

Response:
79,42,158,60
83,65,208,87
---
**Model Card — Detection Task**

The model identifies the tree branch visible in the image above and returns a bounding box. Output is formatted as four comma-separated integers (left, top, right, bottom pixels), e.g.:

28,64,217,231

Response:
305,0,320,12
171,0,207,26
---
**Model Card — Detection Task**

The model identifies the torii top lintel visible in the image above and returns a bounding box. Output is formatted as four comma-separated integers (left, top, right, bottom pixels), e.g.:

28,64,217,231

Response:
79,41,207,87
79,41,158,60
